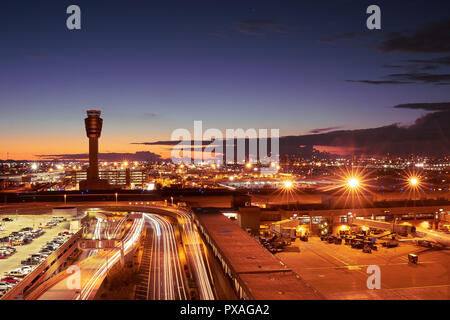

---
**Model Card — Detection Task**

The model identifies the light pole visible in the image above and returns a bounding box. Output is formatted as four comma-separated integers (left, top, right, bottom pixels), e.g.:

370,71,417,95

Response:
408,176,419,201
115,192,118,204
346,177,360,210
282,180,293,210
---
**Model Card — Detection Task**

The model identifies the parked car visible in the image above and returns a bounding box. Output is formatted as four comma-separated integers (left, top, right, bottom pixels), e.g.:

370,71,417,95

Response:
6,270,27,278
39,250,52,255
19,266,34,273
2,217,13,222
3,246,16,253
0,281,13,292
1,276,20,284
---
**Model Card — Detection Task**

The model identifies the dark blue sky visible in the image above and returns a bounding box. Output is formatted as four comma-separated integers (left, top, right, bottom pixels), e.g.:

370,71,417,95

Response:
1,0,449,159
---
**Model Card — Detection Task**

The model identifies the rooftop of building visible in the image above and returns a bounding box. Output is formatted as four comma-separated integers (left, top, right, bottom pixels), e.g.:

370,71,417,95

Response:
193,210,324,299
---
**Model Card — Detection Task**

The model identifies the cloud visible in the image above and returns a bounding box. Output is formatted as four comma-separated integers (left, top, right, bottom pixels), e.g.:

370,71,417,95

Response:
345,79,412,85
36,151,162,161
382,64,404,69
383,64,438,71
388,72,450,84
392,102,450,112
142,112,158,118
401,55,450,66
232,19,285,36
307,126,344,134
132,110,450,157
378,19,450,53
346,72,450,86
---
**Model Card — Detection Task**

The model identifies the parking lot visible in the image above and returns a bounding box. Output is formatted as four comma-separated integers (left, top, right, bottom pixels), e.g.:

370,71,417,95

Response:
0,214,70,290
276,237,450,299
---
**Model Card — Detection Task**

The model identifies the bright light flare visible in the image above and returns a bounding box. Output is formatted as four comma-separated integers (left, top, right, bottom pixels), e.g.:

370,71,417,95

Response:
347,177,360,189
409,177,419,187
283,180,293,189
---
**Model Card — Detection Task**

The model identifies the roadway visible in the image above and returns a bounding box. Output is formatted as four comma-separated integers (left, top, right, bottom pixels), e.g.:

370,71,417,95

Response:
38,215,144,300
165,208,216,300
2,202,216,300
144,214,188,300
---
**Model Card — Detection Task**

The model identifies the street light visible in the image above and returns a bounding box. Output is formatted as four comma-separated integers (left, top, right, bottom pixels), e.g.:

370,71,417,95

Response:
409,177,419,187
115,192,118,204
347,177,360,189
283,180,293,189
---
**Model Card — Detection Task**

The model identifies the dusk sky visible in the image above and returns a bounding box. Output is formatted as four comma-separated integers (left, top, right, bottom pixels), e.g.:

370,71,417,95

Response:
1,0,450,159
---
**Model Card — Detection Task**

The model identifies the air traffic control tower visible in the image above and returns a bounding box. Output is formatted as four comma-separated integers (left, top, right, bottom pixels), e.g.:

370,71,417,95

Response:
79,110,110,190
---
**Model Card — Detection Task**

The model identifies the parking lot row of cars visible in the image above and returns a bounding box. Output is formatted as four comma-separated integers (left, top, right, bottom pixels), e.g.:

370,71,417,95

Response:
0,231,73,298
0,216,68,252
0,216,70,298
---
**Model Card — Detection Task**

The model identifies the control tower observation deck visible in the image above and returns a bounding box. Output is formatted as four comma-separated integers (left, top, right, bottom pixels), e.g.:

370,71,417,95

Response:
79,110,110,190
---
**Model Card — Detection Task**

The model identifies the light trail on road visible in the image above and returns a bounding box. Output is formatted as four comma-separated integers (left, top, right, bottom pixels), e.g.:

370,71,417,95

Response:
144,214,188,300
75,216,144,300
172,209,215,300
88,218,103,257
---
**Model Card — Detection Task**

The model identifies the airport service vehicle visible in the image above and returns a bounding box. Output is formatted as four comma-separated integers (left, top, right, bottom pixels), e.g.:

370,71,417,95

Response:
351,241,364,249
350,217,450,248
417,240,433,248
408,253,418,264
382,240,399,248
